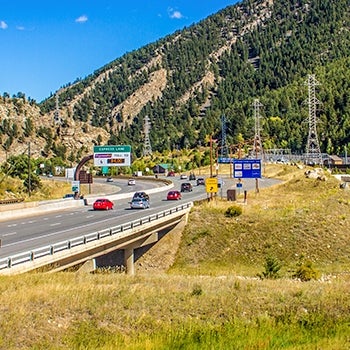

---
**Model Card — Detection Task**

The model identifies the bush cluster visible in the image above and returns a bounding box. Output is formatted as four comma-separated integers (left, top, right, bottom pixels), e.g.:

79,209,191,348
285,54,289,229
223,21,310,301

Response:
292,260,320,281
224,205,242,217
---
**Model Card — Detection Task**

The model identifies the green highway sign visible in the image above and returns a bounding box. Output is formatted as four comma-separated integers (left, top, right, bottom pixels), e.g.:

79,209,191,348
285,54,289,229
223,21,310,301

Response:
94,145,131,153
93,145,131,167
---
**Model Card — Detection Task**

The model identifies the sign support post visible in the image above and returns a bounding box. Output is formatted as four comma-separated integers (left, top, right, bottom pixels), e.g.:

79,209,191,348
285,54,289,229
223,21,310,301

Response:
232,159,262,198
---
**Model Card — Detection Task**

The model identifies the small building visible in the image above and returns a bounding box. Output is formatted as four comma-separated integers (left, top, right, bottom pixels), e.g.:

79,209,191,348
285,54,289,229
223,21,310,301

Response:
324,155,343,166
152,163,171,174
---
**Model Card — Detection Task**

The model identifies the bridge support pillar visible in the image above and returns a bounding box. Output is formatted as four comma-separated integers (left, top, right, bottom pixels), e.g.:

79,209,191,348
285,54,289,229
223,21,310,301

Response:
124,247,135,275
184,212,189,225
123,232,159,275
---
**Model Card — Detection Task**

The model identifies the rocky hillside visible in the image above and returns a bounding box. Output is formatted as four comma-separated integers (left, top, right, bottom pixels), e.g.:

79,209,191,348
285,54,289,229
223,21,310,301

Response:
0,95,109,161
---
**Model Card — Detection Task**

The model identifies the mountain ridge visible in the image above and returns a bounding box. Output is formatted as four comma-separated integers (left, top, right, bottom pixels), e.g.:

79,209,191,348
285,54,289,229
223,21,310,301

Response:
0,0,349,163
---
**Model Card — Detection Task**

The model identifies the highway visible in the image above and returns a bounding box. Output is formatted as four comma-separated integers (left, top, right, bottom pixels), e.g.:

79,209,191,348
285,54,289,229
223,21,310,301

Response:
0,177,201,258
0,175,280,260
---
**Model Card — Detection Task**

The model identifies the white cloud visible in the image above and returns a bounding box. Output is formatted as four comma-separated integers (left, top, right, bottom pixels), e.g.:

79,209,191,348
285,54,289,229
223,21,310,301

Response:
168,8,183,19
16,26,25,31
0,21,8,29
75,15,88,23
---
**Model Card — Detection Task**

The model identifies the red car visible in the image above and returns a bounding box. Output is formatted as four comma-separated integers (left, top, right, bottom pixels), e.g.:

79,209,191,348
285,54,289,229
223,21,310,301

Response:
93,198,114,210
167,190,182,200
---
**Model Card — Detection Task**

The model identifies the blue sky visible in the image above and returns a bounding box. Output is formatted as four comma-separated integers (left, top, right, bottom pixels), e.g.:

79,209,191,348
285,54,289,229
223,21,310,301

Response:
0,1,238,102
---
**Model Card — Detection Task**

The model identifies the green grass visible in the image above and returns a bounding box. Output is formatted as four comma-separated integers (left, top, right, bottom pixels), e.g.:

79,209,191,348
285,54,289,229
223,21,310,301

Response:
0,273,349,349
0,164,350,349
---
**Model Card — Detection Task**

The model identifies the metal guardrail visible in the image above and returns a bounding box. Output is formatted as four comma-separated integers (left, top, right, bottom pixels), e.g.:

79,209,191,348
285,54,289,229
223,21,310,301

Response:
0,202,192,272
0,198,24,205
340,176,350,182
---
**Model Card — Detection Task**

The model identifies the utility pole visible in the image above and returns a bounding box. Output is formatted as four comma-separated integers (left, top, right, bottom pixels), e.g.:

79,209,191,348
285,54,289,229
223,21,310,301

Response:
305,74,322,165
28,142,31,197
220,114,228,159
210,135,213,178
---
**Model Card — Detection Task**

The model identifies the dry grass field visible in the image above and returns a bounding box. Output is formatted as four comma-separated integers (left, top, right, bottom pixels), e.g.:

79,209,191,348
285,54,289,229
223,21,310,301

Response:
0,163,349,349
170,164,350,276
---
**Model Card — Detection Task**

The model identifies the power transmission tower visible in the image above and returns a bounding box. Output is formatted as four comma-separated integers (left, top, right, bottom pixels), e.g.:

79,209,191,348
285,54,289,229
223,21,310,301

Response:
143,115,152,156
253,99,263,159
220,114,228,159
305,74,322,165
54,93,61,125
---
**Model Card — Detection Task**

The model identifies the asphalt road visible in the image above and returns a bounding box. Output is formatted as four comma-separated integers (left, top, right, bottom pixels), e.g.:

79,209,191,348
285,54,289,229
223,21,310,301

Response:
0,175,280,259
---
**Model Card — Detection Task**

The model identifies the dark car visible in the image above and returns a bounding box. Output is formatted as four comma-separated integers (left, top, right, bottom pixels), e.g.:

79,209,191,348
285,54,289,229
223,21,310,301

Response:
196,178,205,186
93,198,114,210
189,173,196,181
181,183,193,192
167,190,182,200
63,193,75,199
132,191,150,201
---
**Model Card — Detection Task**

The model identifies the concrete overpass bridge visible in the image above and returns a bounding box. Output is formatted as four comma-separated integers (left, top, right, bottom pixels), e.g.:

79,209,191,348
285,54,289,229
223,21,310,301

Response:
0,202,192,276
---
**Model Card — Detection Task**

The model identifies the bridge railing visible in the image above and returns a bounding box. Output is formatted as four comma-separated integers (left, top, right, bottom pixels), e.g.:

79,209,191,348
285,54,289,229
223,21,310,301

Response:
0,202,192,272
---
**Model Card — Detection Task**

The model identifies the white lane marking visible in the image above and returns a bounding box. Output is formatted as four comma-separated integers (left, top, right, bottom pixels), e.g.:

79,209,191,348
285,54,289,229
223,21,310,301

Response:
7,224,18,227
50,223,61,227
20,220,37,225
1,200,185,248
3,216,123,247
3,232,17,237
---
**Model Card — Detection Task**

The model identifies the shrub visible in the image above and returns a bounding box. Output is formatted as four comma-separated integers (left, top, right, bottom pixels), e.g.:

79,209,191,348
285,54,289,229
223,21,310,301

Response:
258,256,282,279
224,205,242,217
191,284,203,296
292,260,320,281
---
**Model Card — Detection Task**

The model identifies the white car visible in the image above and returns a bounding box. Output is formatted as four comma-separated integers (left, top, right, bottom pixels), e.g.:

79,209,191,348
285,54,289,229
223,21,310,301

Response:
130,198,150,209
180,174,188,180
128,179,136,185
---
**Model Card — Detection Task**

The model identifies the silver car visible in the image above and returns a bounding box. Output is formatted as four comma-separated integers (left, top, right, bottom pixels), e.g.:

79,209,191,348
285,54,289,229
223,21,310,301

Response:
130,198,150,209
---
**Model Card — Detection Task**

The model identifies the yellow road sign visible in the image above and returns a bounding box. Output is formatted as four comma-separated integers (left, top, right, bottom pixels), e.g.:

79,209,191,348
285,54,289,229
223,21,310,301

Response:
205,177,218,193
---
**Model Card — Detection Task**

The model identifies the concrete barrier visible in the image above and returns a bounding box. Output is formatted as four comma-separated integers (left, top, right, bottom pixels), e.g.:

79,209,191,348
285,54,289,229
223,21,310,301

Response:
0,198,86,221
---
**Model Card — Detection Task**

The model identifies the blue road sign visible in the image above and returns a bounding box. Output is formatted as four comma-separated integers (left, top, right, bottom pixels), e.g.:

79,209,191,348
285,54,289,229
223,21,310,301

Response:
233,159,262,179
